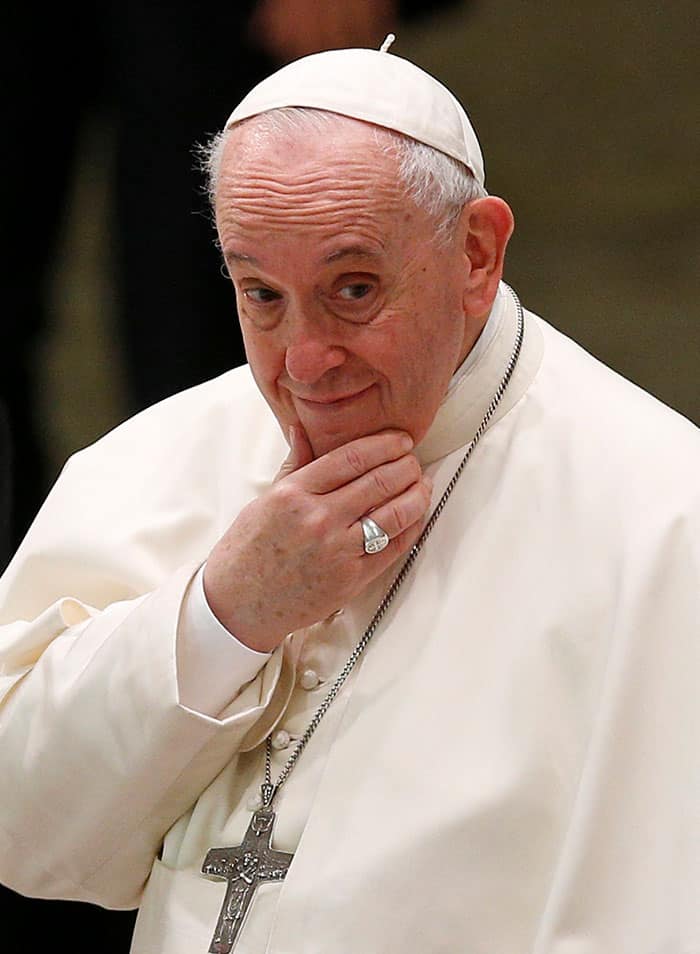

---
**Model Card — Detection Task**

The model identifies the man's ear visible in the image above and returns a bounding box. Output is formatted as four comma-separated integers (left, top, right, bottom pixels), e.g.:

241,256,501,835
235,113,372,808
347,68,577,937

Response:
459,197,514,317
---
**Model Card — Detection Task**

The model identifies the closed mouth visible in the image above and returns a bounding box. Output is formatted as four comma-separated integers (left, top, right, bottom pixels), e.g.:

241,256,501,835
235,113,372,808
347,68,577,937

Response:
296,385,374,407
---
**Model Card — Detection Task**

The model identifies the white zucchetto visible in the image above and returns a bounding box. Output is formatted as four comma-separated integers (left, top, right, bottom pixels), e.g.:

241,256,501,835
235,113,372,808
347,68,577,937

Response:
224,41,486,187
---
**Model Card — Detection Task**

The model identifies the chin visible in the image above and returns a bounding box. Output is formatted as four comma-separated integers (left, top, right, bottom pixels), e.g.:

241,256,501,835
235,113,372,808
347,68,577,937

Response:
308,421,413,460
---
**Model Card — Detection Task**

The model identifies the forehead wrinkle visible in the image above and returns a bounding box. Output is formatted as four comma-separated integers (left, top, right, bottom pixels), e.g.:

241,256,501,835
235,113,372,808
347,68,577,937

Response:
224,204,397,234
220,174,401,216
225,159,388,190
218,181,403,237
217,135,413,259
217,146,406,215
223,235,387,272
222,133,397,186
221,219,390,271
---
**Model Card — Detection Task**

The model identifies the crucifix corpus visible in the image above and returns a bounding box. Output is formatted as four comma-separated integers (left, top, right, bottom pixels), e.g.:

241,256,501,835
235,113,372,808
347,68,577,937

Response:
202,805,294,953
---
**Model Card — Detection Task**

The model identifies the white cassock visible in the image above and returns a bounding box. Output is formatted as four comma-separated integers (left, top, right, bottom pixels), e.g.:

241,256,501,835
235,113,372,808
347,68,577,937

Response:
0,283,698,954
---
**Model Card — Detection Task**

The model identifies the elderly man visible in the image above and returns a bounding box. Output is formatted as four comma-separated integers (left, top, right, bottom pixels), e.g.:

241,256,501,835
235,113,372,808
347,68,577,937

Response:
0,43,698,954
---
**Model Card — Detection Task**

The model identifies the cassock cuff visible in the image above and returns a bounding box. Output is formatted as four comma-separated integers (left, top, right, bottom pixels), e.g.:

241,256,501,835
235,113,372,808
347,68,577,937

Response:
176,563,271,715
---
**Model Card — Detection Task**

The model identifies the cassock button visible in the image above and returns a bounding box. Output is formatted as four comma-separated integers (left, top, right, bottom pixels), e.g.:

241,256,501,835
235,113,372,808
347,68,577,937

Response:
271,729,291,750
299,668,320,690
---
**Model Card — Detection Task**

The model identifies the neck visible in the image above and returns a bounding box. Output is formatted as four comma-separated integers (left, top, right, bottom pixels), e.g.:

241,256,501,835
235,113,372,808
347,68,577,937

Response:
452,289,503,383
416,282,543,466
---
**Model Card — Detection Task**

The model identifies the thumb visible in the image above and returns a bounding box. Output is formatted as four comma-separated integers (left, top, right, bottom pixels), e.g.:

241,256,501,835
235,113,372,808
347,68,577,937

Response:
274,424,314,482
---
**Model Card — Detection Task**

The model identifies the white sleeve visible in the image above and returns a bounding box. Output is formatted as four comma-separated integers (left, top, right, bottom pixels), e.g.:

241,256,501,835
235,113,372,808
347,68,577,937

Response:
177,563,271,715
0,563,291,908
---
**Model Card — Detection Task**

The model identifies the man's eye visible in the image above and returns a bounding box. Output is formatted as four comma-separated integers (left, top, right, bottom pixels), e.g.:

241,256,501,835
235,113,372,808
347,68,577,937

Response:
244,287,281,304
337,283,372,301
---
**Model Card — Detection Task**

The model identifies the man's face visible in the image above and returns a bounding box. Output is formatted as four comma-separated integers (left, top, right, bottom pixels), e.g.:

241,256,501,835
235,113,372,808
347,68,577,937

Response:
215,117,475,458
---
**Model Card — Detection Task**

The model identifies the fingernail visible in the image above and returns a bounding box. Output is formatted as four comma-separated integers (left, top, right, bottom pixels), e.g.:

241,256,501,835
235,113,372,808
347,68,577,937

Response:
400,432,414,451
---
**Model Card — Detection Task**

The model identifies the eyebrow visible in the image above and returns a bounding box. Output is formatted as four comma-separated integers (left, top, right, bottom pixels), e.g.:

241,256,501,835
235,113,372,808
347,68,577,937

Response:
323,245,384,264
226,251,261,266
225,244,384,269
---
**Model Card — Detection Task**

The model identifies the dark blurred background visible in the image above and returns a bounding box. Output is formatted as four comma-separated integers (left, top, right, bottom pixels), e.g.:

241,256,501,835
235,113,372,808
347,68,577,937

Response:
1,0,698,949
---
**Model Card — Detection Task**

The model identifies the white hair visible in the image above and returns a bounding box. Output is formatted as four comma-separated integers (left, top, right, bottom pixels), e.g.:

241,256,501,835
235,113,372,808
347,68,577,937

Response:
197,107,487,244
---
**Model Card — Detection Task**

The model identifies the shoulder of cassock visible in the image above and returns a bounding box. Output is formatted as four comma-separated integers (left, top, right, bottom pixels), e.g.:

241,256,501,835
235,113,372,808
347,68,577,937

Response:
0,364,288,624
518,315,700,615
530,314,700,532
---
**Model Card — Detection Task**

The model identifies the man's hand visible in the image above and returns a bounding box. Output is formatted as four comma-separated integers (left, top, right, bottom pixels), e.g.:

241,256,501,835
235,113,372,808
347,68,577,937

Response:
248,0,398,63
203,427,432,652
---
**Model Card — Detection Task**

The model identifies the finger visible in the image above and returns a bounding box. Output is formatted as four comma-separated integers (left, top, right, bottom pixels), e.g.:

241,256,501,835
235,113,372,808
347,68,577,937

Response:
298,430,414,494
356,500,429,573
357,474,433,551
334,452,423,524
274,424,314,483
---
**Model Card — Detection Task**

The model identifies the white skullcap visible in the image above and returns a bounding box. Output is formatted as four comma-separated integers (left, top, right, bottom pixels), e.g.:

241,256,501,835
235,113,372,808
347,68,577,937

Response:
224,42,485,187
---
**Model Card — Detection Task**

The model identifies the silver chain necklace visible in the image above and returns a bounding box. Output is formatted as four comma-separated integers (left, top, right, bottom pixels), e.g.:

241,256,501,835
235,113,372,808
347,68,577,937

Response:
202,285,525,954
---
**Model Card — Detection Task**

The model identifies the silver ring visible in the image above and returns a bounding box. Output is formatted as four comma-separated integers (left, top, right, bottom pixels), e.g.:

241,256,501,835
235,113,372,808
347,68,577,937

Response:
361,516,390,555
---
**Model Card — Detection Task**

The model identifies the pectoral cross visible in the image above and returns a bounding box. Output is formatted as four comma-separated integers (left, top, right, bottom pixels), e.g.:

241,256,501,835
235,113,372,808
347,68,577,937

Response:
202,805,294,953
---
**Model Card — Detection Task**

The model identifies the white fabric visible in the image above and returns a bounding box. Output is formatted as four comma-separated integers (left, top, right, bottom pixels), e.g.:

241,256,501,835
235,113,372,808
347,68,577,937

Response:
225,46,486,186
446,278,504,394
177,565,270,716
0,286,699,953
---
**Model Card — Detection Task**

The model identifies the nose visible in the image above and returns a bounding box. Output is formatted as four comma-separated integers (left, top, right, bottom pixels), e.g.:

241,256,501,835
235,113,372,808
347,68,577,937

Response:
284,312,347,384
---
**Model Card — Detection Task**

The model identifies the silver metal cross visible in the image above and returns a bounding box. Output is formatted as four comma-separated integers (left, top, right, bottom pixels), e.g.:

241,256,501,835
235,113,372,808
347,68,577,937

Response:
202,807,294,953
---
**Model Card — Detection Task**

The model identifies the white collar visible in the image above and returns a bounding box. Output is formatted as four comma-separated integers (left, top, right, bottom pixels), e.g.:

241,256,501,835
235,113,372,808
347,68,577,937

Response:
416,282,543,466
446,283,506,396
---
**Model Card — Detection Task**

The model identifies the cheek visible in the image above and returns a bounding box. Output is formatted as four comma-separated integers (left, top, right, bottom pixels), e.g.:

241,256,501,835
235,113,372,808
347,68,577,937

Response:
396,297,465,400
373,322,438,413
241,329,285,395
